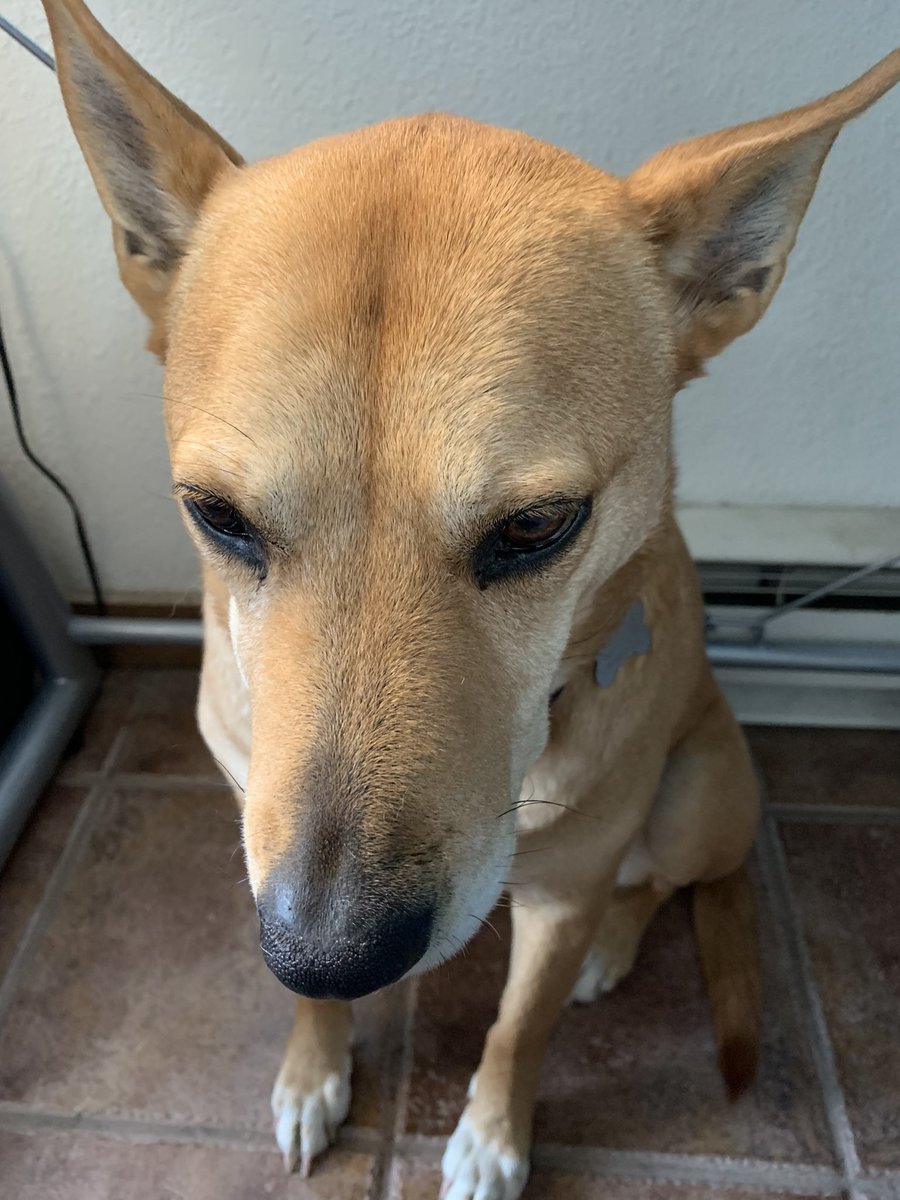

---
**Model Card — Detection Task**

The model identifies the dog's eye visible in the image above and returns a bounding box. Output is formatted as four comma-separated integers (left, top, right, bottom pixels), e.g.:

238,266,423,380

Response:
499,508,579,552
473,497,592,588
179,490,267,578
189,496,251,539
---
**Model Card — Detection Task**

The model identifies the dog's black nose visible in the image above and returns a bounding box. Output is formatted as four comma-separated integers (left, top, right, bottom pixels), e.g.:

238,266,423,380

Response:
257,881,435,1000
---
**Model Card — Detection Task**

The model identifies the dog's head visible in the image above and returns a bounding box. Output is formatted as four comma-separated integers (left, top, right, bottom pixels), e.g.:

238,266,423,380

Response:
43,0,899,998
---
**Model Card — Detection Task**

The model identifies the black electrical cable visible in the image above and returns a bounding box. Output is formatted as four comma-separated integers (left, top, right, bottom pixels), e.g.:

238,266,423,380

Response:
0,310,106,614
2,16,105,613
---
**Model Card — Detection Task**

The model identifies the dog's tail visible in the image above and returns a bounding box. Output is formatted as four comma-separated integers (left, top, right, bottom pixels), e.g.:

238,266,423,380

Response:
692,864,761,1100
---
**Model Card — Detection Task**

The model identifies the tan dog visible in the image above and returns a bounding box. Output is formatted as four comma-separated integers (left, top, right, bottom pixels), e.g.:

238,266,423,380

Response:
41,3,899,1194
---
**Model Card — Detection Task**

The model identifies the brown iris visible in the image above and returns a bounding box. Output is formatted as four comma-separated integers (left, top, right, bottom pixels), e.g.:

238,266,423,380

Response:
499,507,580,552
190,495,250,538
472,497,592,588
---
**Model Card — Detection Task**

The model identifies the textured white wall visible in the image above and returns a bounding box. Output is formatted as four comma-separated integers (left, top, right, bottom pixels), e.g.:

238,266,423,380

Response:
1,0,898,598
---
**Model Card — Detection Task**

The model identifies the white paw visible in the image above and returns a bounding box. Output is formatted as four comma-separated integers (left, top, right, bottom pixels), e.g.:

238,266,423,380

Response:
441,1115,529,1200
568,945,632,1004
271,1055,351,1176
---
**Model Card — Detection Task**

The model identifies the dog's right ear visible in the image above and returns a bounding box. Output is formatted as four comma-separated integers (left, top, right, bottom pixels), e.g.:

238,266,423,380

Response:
42,0,242,358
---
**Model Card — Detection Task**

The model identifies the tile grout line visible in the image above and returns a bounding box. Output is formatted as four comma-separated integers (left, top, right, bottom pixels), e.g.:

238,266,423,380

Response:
855,1176,900,1200
0,727,131,1026
106,772,231,792
369,977,421,1200
395,1133,845,1196
55,670,145,785
55,769,105,788
390,977,420,1144
0,1105,273,1148
0,1103,380,1155
758,814,865,1200
770,803,900,827
530,1142,846,1197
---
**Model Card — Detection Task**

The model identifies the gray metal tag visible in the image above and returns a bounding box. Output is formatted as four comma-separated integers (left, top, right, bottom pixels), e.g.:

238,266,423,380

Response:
594,599,651,688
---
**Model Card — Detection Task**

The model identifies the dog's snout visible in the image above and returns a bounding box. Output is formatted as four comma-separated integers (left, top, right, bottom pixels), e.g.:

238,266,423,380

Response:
257,876,435,1001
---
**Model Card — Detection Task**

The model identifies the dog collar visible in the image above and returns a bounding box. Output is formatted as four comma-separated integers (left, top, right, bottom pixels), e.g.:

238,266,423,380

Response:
550,599,651,705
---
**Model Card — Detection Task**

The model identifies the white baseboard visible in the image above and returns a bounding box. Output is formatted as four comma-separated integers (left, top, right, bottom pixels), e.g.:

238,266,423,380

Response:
679,504,900,566
717,667,900,729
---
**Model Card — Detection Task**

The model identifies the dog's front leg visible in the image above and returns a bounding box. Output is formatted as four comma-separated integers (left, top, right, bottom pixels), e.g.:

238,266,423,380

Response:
441,887,607,1200
271,996,353,1176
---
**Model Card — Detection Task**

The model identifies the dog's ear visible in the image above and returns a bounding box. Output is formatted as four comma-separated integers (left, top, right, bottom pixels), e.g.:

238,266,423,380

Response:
42,0,243,358
627,51,900,379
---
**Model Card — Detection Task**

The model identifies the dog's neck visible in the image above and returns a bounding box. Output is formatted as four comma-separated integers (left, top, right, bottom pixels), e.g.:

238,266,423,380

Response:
550,510,692,702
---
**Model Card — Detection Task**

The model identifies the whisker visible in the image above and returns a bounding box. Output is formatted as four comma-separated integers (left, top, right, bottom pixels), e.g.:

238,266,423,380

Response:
171,463,246,482
171,435,245,455
170,439,250,471
497,798,595,821
561,611,628,657
166,398,259,445
437,931,466,962
559,649,600,666
562,627,604,654
496,781,535,821
125,394,261,456
214,757,246,795
470,914,502,942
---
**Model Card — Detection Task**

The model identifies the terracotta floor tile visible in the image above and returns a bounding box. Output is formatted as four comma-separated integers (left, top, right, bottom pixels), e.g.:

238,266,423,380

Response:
404,862,831,1162
747,726,900,808
387,1158,831,1199
0,785,398,1134
62,670,145,773
0,785,88,980
781,822,900,1170
115,670,219,778
0,1129,375,1200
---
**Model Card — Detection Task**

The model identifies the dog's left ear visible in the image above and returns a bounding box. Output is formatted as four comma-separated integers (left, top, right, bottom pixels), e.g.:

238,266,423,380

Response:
628,51,900,377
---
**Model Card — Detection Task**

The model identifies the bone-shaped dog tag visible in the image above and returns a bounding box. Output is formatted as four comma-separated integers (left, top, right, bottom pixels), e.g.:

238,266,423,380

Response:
595,599,651,688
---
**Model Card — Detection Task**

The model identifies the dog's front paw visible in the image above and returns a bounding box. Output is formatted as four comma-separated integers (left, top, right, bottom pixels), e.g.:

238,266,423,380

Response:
271,1049,352,1176
569,929,640,1004
440,1113,529,1200
568,944,629,1003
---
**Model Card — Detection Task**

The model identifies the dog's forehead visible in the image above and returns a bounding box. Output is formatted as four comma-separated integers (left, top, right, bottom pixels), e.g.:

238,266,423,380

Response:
165,115,670,506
